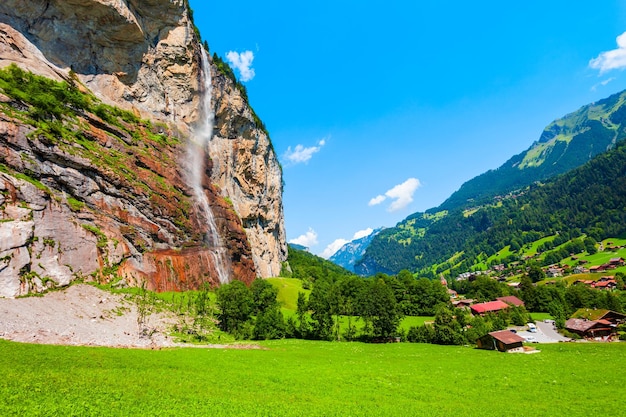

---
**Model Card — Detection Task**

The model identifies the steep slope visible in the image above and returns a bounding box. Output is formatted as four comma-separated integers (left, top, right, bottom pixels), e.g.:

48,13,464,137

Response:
0,0,286,297
329,228,383,273
357,90,626,276
438,89,626,212
358,136,626,277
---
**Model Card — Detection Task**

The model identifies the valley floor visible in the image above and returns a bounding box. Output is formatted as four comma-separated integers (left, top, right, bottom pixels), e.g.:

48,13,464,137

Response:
1,338,624,416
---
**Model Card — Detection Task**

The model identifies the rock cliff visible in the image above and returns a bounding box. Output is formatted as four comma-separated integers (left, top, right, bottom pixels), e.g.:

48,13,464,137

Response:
0,0,286,297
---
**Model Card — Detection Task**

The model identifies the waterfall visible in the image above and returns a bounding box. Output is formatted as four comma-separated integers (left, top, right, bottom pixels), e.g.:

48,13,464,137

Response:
186,48,230,284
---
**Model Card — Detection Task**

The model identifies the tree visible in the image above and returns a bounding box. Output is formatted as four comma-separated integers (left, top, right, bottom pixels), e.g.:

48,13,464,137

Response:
251,279,279,314
358,278,402,340
307,278,334,340
528,264,546,283
432,305,465,345
548,300,567,329
216,280,254,339
296,291,310,338
584,237,597,255
407,324,435,343
250,279,285,340
253,308,286,340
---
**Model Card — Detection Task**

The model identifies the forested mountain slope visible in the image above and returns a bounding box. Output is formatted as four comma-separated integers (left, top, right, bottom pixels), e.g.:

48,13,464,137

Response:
438,89,626,212
356,93,626,276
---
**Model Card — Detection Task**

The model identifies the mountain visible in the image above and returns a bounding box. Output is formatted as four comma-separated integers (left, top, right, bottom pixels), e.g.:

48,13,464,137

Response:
356,90,626,276
357,135,626,277
0,0,286,297
329,228,383,273
437,89,626,212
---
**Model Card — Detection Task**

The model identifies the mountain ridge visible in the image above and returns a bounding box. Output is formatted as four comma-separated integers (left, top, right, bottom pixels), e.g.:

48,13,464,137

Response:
352,88,626,276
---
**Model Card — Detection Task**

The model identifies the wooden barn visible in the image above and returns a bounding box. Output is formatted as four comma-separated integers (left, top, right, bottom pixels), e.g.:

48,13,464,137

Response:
477,330,525,352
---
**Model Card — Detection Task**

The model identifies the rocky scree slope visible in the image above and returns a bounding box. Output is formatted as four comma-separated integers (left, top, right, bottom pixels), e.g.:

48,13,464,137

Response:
0,0,286,297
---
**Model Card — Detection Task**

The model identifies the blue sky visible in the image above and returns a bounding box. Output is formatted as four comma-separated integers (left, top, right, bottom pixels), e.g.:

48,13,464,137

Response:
190,0,626,258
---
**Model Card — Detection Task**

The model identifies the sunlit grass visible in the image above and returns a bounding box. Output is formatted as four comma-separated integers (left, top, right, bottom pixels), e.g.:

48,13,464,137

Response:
1,339,624,416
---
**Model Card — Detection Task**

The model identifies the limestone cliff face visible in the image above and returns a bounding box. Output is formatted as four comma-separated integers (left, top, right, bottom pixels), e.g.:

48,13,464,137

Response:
0,0,286,297
211,72,287,278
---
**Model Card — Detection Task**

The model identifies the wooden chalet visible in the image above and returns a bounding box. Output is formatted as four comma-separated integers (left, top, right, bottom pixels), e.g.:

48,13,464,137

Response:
574,276,618,290
452,299,474,309
566,309,626,340
477,330,525,352
565,318,614,339
496,295,525,308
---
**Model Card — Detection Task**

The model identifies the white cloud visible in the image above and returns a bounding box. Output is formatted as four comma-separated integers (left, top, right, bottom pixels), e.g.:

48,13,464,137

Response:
320,238,349,259
370,178,422,212
226,50,256,82
591,77,616,92
319,228,375,259
283,138,327,165
289,228,318,248
368,195,386,206
319,228,374,259
589,32,626,73
352,228,373,240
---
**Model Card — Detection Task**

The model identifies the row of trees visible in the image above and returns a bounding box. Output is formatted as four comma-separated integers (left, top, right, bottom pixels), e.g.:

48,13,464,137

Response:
215,271,450,342
215,242,626,344
215,268,626,343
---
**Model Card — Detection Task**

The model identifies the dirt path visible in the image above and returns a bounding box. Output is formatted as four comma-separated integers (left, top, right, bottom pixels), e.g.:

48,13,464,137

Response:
0,284,180,348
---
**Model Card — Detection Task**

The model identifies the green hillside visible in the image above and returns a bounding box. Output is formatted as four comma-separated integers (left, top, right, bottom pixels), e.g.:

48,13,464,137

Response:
357,123,626,277
437,89,626,212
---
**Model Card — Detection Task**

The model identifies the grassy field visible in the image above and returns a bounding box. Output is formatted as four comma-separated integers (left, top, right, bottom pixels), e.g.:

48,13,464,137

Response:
1,339,624,416
267,277,309,311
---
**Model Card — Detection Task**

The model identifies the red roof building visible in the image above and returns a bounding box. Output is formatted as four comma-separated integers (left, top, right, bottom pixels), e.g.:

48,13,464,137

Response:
496,296,525,308
470,300,510,315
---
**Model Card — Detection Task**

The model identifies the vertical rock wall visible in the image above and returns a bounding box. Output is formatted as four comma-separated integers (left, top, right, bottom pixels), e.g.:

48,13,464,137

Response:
0,0,286,296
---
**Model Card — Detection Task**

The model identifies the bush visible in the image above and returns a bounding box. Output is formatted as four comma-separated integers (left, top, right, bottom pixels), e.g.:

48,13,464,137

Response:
406,325,435,343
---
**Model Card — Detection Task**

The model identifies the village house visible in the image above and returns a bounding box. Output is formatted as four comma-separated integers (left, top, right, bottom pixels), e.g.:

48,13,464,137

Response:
609,257,625,267
470,300,510,316
565,318,614,339
546,266,563,277
593,276,617,290
452,299,474,309
565,309,626,340
477,330,525,352
573,265,589,274
496,295,525,308
573,276,618,290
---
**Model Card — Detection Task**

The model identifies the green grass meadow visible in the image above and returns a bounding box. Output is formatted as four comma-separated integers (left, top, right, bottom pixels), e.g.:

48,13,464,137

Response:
1,339,625,416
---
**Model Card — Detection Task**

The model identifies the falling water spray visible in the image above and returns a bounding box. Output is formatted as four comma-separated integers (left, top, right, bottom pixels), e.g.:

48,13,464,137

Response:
186,48,230,284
